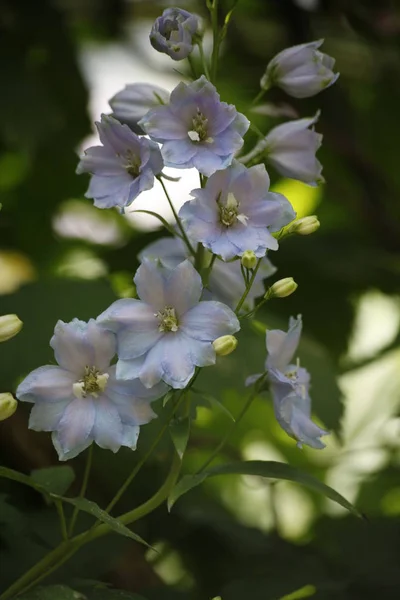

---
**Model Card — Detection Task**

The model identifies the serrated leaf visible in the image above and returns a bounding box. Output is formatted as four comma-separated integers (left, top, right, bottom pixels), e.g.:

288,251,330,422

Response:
19,585,84,600
60,497,153,549
168,460,361,516
169,416,190,459
31,466,75,496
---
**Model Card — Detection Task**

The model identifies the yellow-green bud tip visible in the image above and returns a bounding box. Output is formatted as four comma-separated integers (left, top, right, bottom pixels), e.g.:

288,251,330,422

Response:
241,250,257,270
0,393,18,421
0,314,23,343
212,335,238,356
288,215,320,236
266,277,298,299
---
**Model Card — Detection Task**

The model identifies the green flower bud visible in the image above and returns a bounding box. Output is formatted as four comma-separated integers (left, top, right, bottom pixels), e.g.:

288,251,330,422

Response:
288,215,320,236
241,250,257,270
0,314,23,343
266,277,298,299
0,393,17,421
213,335,238,356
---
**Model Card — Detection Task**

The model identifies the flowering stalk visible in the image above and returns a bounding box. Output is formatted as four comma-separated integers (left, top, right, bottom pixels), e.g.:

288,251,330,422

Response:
210,0,220,83
157,176,197,257
234,258,263,314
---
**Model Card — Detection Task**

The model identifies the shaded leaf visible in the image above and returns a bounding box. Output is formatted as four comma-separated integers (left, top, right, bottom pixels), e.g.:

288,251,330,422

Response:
31,466,75,496
197,391,236,422
19,585,84,600
169,417,190,459
60,497,153,549
168,461,360,516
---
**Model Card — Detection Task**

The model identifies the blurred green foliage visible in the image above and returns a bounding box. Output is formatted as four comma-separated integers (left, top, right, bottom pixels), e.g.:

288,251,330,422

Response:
0,0,400,599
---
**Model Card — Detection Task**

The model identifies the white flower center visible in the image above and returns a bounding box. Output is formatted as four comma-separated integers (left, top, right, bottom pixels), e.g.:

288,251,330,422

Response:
156,306,179,333
284,358,306,399
188,109,214,144
73,366,109,399
219,192,249,227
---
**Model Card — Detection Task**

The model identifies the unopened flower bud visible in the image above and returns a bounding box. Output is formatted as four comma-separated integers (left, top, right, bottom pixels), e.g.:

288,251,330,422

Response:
288,215,320,236
0,314,23,343
0,393,17,421
266,277,298,299
241,250,257,270
213,335,238,356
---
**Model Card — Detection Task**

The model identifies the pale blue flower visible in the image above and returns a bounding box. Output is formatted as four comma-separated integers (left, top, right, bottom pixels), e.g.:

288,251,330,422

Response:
139,76,249,176
150,7,200,61
139,236,276,311
97,260,240,389
261,40,339,98
179,161,295,261
77,114,163,210
16,319,166,461
109,83,170,135
266,315,328,449
240,113,324,186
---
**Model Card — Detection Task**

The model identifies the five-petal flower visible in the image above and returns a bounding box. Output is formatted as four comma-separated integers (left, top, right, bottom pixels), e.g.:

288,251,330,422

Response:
179,161,295,261
97,260,240,389
139,76,249,176
16,319,167,460
77,114,163,210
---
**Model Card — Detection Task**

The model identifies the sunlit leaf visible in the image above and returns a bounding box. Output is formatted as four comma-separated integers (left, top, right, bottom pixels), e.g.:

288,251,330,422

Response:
168,461,361,516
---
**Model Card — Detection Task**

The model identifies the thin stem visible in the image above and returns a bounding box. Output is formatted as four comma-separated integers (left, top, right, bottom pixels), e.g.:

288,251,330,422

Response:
235,258,262,314
158,177,196,257
187,54,197,80
194,242,205,273
68,444,93,537
251,88,266,106
198,41,211,79
196,376,266,473
240,296,268,320
1,374,201,599
55,500,68,542
202,253,217,287
210,0,220,83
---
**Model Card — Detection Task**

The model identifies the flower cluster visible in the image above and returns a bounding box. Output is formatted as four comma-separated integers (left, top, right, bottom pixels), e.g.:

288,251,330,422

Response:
18,6,338,460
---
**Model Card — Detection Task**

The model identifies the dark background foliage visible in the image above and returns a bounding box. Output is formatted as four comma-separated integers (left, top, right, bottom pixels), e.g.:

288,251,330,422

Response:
0,0,399,598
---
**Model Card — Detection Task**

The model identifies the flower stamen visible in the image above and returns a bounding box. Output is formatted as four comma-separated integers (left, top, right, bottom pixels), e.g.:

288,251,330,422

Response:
156,306,179,332
73,366,109,399
188,109,214,144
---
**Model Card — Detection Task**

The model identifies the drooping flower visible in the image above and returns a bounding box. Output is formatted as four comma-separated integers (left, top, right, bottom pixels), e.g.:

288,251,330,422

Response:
150,7,200,61
261,40,339,98
138,236,276,311
109,83,170,135
97,260,240,389
139,76,249,177
179,161,296,261
248,316,328,449
16,319,166,460
239,113,323,186
76,114,163,210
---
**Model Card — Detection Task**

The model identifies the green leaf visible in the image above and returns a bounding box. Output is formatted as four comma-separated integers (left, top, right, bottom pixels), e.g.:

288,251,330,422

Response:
162,389,175,407
89,589,147,600
0,466,51,495
31,466,75,496
60,497,153,549
197,391,236,422
168,460,361,516
169,416,190,459
19,585,84,600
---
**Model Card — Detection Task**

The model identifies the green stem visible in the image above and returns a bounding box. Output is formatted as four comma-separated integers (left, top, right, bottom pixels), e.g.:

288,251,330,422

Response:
2,451,184,600
187,54,197,80
202,253,217,287
1,373,201,599
198,41,211,79
251,88,266,106
235,258,262,314
196,376,265,473
68,444,93,537
55,500,68,542
158,177,196,257
210,0,220,83
194,242,205,273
